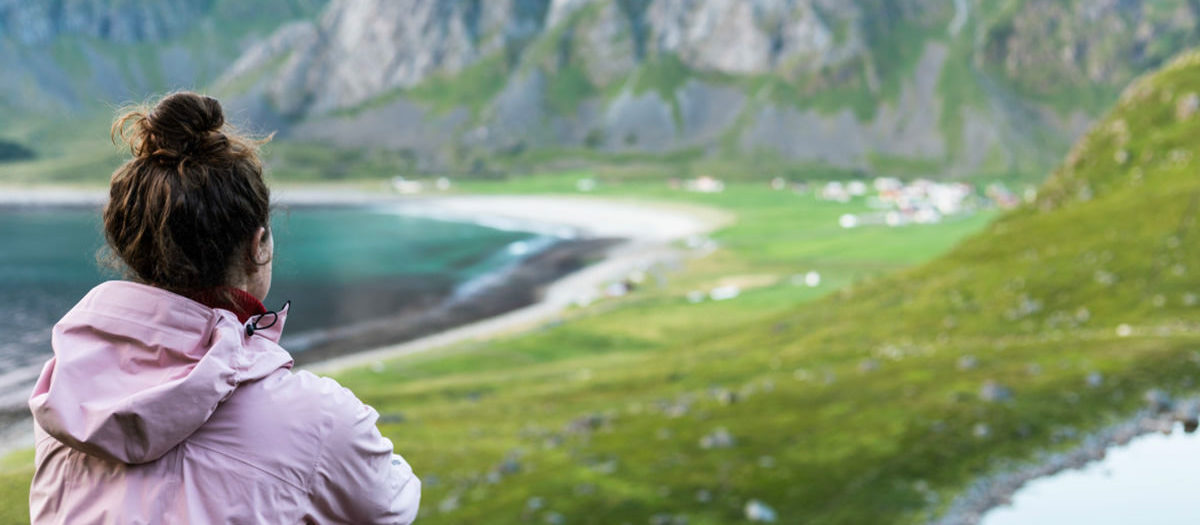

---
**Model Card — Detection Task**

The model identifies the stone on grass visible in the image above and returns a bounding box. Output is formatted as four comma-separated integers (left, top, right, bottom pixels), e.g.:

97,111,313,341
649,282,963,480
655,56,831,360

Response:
972,423,991,439
1174,401,1200,433
858,359,879,373
710,387,738,405
438,494,460,513
498,457,521,475
544,511,566,524
1086,371,1104,388
980,381,1012,403
650,514,689,525
1145,389,1173,413
1116,324,1133,337
744,499,778,522
957,355,978,371
699,427,736,449
1178,92,1200,120
378,412,406,424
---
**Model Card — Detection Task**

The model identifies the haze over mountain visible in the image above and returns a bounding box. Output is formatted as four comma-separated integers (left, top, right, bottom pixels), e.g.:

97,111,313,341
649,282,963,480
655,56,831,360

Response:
4,0,1200,179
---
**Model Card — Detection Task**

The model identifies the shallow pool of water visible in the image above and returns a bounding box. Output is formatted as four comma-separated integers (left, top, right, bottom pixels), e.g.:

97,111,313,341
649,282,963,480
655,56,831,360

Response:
981,424,1200,525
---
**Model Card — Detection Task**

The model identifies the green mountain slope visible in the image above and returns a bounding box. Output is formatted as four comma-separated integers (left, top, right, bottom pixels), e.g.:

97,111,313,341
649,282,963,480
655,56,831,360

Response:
319,50,1200,523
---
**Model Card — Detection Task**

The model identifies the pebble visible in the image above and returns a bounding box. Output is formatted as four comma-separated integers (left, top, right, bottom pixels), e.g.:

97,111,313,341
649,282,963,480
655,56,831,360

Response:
980,381,1013,402
699,427,736,449
437,495,460,513
958,355,979,370
1116,324,1133,337
744,499,778,522
1145,389,1174,413
1086,371,1104,388
649,514,689,525
973,423,991,439
858,359,879,373
378,412,406,424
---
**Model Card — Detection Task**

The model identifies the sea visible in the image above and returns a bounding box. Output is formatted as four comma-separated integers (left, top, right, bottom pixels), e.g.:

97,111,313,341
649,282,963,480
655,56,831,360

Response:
0,205,546,407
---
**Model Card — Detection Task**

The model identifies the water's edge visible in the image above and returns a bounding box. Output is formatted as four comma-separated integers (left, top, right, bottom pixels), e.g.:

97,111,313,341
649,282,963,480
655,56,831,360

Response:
932,393,1200,525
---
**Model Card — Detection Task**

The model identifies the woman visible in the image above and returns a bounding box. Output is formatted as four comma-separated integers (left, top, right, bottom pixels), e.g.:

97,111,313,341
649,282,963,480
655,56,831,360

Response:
27,92,420,524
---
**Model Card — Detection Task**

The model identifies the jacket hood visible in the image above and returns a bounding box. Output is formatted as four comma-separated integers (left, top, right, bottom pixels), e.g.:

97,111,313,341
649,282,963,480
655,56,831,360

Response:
29,281,293,464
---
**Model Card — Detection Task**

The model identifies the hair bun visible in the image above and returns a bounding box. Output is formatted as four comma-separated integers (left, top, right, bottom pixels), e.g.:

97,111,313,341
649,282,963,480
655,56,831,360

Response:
142,92,229,163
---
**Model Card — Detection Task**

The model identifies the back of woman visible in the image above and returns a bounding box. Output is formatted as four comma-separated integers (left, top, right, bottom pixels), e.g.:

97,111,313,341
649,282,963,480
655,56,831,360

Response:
26,92,420,524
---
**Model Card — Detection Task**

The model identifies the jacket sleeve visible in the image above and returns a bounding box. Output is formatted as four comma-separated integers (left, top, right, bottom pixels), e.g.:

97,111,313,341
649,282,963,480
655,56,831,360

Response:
307,380,421,524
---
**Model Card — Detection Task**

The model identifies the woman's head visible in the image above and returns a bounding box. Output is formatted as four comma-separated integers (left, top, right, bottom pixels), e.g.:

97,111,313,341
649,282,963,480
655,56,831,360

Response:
103,91,274,300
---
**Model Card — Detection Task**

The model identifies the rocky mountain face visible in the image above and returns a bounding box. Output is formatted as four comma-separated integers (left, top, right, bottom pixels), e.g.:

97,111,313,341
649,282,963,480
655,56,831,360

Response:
212,0,1200,178
0,0,324,114
4,0,1200,180
0,0,207,45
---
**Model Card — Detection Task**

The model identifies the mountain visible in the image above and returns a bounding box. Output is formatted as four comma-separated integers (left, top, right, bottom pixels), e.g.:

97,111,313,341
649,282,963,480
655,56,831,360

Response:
0,0,325,116
3,0,1199,182
214,0,1200,178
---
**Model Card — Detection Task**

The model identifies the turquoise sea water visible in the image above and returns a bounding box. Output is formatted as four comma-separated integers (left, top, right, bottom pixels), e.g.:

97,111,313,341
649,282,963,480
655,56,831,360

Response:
0,206,538,386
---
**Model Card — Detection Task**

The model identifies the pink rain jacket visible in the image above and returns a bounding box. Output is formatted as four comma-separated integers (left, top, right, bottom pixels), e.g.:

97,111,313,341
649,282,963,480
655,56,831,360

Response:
27,281,421,524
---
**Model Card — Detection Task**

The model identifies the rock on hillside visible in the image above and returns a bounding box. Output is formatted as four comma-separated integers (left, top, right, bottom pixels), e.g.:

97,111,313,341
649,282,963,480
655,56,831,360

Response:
217,0,1200,176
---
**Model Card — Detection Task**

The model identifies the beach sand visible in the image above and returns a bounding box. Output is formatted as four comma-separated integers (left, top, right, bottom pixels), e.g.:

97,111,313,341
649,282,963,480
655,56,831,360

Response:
303,194,731,374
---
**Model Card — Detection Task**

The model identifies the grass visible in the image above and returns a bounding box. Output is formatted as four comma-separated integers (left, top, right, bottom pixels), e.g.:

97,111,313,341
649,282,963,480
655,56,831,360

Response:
0,450,33,523
320,176,1001,524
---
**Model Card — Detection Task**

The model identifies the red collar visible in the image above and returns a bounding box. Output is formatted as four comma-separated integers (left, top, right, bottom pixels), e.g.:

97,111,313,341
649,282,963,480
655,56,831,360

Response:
191,287,268,323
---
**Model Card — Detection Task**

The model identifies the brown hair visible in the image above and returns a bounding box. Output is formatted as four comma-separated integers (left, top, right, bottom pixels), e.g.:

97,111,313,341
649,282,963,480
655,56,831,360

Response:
103,91,271,295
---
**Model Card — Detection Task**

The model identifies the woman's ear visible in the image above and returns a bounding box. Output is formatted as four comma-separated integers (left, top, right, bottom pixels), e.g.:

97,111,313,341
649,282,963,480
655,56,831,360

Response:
246,226,271,270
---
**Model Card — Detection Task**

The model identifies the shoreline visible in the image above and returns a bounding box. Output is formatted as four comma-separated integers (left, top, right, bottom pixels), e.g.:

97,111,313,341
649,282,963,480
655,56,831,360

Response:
0,190,730,455
303,194,732,373
932,393,1200,524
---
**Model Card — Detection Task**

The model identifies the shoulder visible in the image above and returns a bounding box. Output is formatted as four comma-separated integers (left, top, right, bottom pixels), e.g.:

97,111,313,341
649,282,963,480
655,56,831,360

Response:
232,369,368,424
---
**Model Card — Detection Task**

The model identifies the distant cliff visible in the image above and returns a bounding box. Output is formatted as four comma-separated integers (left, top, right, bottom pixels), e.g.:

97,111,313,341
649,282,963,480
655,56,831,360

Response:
3,0,1200,180
208,0,1200,178
0,0,324,114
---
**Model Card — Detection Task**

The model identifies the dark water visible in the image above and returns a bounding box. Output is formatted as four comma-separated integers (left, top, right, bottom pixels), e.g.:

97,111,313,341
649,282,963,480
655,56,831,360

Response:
0,206,539,391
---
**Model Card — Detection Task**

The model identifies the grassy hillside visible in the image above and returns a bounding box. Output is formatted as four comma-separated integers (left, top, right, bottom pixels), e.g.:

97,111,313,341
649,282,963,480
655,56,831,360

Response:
325,49,1200,524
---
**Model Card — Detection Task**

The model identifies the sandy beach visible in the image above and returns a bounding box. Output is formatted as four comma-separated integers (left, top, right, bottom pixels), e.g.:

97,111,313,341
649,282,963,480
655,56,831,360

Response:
0,189,730,455
303,194,732,373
